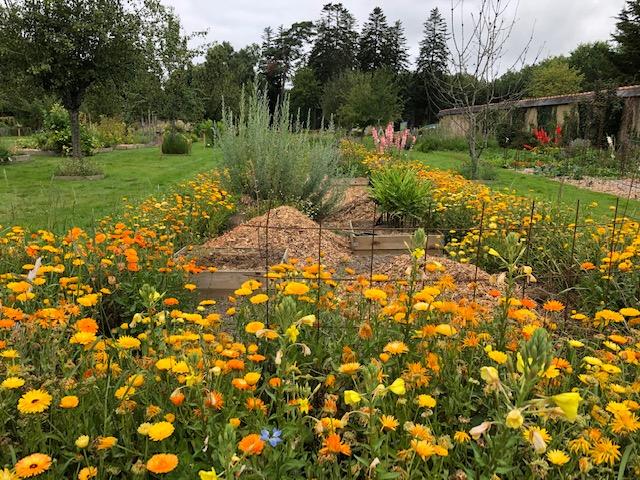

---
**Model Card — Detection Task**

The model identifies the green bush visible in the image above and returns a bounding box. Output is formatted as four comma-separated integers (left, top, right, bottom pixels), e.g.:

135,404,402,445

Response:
95,116,130,147
37,104,99,155
370,166,433,226
415,128,468,152
219,85,343,219
0,142,10,163
161,130,192,154
458,161,497,180
495,122,534,149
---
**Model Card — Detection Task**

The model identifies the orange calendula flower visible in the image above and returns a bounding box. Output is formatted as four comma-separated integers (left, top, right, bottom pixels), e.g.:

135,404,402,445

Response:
146,453,179,474
543,300,565,312
238,434,265,456
320,433,351,456
14,453,52,478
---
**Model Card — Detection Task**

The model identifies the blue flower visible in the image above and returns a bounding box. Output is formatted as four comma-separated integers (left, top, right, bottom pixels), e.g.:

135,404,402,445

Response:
260,428,282,447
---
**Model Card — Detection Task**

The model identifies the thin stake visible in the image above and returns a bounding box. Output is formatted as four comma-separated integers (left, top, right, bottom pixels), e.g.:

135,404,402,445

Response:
264,201,272,326
316,218,322,338
565,200,580,323
605,197,620,298
472,202,486,302
522,201,536,298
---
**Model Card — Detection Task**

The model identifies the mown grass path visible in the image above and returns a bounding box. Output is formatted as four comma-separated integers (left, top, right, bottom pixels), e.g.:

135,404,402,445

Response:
0,143,220,231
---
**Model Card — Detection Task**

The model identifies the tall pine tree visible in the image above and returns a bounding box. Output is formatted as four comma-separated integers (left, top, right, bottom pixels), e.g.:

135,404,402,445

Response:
308,3,358,83
612,0,640,82
358,9,407,73
415,8,449,124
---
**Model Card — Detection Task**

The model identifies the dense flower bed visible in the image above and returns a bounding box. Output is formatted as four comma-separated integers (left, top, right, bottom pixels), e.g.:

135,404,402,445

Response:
1,148,639,478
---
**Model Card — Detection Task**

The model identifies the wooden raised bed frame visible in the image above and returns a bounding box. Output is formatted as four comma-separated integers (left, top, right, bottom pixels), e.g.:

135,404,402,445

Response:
349,221,444,256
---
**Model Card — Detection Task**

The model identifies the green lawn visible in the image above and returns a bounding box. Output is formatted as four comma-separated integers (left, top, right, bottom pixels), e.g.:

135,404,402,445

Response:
417,150,640,220
0,143,220,231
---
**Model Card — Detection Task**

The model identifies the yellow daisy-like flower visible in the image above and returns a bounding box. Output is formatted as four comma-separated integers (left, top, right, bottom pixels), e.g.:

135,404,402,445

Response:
383,341,409,355
338,362,361,375
147,421,175,441
1,377,25,389
249,294,269,304
245,322,265,334
380,414,399,431
417,394,436,408
116,336,141,349
78,466,98,480
487,350,508,364
546,449,570,465
17,389,53,414
283,282,309,295
363,288,387,301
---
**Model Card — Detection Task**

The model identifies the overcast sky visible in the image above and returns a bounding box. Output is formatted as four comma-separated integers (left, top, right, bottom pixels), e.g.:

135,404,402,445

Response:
162,0,626,68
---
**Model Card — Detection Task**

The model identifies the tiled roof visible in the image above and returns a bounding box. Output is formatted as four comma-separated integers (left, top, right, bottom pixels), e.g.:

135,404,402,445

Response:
438,85,640,117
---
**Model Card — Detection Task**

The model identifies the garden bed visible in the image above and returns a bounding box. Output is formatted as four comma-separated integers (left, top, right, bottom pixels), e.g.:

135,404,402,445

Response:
520,168,640,199
7,154,32,163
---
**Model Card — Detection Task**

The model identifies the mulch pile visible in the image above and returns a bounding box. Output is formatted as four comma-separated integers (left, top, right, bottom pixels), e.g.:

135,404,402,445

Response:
201,206,352,269
324,186,377,229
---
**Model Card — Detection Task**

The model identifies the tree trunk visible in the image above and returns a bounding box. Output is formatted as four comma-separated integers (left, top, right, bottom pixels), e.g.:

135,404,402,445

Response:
70,109,82,159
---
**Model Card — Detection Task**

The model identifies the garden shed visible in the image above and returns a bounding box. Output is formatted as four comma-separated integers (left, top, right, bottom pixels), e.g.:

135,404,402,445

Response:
438,85,640,146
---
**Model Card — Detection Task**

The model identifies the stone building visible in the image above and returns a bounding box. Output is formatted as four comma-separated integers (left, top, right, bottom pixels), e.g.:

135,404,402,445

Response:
437,85,640,144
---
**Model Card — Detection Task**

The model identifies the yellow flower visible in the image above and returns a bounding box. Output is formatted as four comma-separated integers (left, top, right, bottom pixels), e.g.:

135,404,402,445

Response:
387,378,406,395
487,350,508,364
344,390,361,406
199,468,218,480
249,294,269,304
137,422,152,435
505,409,524,429
96,436,117,450
480,366,500,386
453,431,470,443
551,392,582,421
380,414,399,431
78,466,98,480
285,324,299,343
245,321,265,334
338,362,361,375
147,421,175,441
116,335,141,349
69,331,97,346
284,282,309,295
17,389,52,414
77,294,99,307
59,395,79,409
244,372,261,386
619,307,640,317
0,467,17,480
299,314,316,326
363,288,387,301
568,340,584,348
417,394,436,408
547,449,570,466
434,324,457,336
1,377,25,389
75,435,90,449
